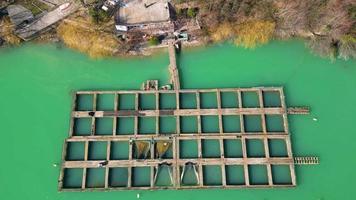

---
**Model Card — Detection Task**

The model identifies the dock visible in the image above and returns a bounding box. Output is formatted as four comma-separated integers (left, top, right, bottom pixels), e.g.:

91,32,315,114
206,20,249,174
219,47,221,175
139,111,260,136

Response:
58,44,318,191
168,42,180,90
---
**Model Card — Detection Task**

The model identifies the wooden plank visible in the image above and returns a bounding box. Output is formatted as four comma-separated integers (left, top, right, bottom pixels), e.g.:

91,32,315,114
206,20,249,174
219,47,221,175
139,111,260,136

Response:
156,92,159,135
173,134,178,187
113,93,118,136
289,164,297,186
287,107,310,115
60,183,295,191
134,94,139,137
168,43,180,90
75,87,284,95
263,138,273,186
258,89,267,134
216,89,223,134
66,134,291,142
81,140,89,189
237,90,245,134
73,107,286,118
69,93,77,137
128,139,133,187
58,141,68,190
105,141,111,188
196,92,202,134
241,136,249,186
279,89,289,134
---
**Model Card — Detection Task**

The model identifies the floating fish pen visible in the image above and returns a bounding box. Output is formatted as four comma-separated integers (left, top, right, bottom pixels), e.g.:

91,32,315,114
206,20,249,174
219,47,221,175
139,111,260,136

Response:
58,43,318,191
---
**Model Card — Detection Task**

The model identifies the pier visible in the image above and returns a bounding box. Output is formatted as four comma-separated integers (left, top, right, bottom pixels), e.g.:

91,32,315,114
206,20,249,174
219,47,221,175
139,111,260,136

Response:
58,44,318,191
168,42,180,90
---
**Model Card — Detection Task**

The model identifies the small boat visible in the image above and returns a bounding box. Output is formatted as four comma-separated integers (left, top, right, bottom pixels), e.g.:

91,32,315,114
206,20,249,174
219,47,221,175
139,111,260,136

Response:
59,3,71,11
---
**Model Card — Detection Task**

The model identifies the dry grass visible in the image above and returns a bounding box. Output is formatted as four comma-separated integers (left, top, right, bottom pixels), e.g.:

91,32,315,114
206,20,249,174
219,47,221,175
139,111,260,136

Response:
209,20,275,48
210,23,235,42
57,19,119,58
234,20,275,49
0,17,22,45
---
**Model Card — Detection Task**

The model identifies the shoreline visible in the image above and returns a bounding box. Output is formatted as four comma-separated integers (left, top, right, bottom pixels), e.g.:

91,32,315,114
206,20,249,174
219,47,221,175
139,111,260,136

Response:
0,0,354,60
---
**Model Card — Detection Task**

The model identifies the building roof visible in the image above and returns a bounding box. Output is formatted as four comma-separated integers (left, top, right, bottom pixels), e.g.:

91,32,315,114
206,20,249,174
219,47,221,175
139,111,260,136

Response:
117,0,170,26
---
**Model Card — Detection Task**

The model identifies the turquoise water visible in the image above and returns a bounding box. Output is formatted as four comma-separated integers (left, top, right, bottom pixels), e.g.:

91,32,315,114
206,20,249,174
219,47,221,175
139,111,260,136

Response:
0,40,356,199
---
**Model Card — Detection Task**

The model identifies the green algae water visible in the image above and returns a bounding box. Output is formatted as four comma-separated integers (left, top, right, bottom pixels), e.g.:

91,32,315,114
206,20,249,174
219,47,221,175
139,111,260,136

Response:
0,40,356,199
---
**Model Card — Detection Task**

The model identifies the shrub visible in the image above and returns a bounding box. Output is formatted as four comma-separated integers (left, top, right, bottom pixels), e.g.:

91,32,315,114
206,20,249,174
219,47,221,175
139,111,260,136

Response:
89,7,110,24
187,8,197,18
148,36,160,46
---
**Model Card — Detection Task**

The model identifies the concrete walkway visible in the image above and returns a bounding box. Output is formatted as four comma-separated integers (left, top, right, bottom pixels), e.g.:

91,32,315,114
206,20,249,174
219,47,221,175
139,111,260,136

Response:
15,1,79,41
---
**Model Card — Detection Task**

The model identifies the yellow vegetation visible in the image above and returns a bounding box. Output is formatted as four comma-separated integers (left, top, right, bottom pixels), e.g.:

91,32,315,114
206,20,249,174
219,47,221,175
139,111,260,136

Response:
57,19,119,58
210,23,235,42
234,20,275,49
0,17,21,45
209,20,275,48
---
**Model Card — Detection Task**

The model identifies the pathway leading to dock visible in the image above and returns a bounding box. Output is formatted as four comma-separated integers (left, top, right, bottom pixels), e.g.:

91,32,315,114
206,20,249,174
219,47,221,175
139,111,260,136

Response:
15,1,79,41
168,42,180,90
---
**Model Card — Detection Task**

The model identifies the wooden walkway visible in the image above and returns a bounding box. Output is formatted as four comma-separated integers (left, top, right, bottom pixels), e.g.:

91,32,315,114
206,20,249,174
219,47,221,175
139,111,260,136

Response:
168,42,180,90
58,86,315,191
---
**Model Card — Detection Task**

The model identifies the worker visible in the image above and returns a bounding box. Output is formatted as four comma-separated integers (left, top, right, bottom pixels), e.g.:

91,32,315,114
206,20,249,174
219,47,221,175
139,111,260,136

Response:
98,160,108,167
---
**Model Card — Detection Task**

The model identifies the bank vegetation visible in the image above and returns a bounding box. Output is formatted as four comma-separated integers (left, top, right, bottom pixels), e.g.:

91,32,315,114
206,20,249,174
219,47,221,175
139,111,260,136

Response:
0,17,21,45
176,0,356,60
56,18,121,58
0,0,355,60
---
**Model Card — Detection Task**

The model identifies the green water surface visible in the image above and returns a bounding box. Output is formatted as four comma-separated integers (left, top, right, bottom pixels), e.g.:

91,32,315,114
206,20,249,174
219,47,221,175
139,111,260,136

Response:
0,40,355,199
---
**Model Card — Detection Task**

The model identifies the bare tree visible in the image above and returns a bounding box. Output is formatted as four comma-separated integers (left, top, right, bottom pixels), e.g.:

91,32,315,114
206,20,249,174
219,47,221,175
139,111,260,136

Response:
339,35,356,60
308,36,337,59
275,0,309,38
313,0,353,39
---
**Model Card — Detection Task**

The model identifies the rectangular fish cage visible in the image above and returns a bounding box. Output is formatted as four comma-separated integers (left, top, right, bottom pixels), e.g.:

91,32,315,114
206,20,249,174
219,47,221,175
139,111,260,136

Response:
59,87,301,191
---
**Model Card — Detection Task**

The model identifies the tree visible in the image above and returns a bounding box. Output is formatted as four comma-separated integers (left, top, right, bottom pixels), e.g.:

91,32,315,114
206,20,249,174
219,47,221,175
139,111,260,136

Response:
234,20,275,48
275,0,309,38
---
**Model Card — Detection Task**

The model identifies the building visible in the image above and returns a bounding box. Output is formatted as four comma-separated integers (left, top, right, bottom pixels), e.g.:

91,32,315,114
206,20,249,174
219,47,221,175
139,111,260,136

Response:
115,0,172,32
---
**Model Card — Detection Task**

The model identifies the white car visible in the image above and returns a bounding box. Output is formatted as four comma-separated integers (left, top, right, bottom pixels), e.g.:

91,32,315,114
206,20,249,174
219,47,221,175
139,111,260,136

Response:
59,3,71,11
102,5,109,11
115,25,128,32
